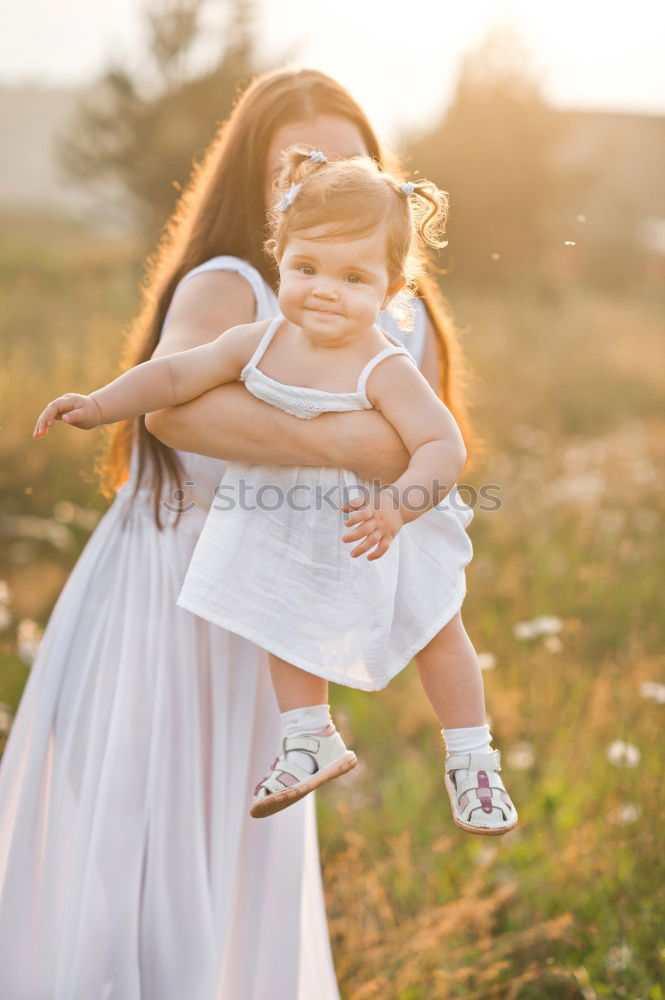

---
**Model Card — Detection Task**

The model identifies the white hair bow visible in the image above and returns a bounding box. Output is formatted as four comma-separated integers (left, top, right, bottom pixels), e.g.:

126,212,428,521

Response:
309,150,327,163
400,181,416,196
276,182,303,212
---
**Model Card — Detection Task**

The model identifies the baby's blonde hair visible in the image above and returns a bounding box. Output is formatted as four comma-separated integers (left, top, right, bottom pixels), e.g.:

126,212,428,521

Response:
264,145,449,297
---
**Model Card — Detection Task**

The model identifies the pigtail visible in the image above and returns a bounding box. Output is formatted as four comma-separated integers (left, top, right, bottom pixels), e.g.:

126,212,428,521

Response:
264,144,330,260
273,144,329,207
409,179,450,251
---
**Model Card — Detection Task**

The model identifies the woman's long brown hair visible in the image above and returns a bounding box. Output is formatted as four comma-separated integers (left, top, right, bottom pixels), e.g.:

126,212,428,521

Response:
100,66,475,529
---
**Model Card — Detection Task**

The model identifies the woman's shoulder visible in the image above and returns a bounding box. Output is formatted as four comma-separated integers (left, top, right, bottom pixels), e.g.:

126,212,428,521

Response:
164,269,257,339
172,255,277,321
157,259,275,354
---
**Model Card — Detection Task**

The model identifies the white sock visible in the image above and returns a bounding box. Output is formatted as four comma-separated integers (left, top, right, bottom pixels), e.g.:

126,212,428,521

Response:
280,704,335,775
441,724,492,785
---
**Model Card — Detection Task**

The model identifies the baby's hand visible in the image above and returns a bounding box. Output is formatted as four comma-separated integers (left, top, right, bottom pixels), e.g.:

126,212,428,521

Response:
340,489,404,561
33,393,102,438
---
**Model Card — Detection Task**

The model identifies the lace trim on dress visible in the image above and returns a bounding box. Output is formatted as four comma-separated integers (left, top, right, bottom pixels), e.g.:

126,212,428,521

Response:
239,314,417,420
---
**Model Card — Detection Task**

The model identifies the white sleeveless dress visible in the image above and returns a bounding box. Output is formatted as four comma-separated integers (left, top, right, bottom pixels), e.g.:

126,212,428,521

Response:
177,312,474,691
0,257,376,1000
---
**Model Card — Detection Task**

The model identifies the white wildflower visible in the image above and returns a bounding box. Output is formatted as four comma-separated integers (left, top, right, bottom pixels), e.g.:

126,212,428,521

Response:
639,680,665,704
606,740,640,768
506,741,535,769
543,635,563,654
0,580,11,630
535,616,564,635
513,615,563,640
17,618,43,666
0,702,13,736
513,621,537,640
607,803,641,826
604,943,632,971
477,652,496,671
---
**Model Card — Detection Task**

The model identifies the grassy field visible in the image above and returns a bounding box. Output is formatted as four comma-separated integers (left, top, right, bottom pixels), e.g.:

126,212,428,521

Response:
1,212,663,998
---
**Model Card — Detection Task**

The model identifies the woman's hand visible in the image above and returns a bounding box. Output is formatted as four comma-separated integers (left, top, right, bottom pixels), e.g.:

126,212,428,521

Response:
33,393,102,438
326,409,411,485
340,489,405,561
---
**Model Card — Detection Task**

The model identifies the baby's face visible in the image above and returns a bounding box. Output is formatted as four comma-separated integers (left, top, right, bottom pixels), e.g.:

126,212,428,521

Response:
277,228,404,348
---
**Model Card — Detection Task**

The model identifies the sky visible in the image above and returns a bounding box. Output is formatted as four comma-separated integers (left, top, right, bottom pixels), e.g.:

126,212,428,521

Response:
2,0,664,143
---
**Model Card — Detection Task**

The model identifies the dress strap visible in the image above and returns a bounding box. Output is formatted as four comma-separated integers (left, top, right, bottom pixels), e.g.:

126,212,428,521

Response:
377,297,428,368
409,297,429,368
242,313,284,372
357,346,417,397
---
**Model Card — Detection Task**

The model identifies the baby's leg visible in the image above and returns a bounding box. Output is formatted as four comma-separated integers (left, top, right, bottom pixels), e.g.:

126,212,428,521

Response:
269,654,328,711
417,610,491,780
268,653,335,774
416,613,518,834
250,653,356,818
415,611,486,728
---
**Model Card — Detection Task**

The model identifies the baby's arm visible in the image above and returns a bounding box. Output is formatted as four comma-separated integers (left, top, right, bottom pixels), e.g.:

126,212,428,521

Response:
341,356,467,560
33,322,261,438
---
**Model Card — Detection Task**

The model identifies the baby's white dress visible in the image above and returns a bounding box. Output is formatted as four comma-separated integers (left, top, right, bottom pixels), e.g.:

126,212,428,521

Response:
177,312,474,691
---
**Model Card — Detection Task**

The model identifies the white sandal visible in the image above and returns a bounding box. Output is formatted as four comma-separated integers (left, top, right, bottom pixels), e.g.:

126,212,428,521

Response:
250,725,357,819
444,749,518,836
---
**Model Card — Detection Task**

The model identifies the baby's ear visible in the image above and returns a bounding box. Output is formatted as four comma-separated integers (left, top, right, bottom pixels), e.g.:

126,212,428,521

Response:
265,239,280,264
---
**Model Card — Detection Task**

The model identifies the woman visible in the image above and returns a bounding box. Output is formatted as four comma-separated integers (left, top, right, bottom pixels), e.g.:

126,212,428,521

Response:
0,67,472,999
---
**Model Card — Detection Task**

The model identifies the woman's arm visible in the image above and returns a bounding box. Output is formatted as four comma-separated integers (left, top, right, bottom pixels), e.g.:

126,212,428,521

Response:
145,269,412,483
147,381,411,482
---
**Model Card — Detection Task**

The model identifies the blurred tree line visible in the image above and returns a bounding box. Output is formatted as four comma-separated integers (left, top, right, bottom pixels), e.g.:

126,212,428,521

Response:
405,29,580,283
58,3,661,288
57,0,269,236
405,28,662,288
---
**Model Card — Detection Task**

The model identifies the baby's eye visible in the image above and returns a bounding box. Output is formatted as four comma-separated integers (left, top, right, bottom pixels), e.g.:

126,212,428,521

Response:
298,264,315,275
346,273,363,283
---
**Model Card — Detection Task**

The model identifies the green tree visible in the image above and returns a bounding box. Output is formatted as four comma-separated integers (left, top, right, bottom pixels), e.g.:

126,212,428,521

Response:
57,0,269,238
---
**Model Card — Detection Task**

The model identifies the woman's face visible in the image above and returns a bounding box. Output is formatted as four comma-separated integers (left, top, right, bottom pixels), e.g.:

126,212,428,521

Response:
263,115,369,209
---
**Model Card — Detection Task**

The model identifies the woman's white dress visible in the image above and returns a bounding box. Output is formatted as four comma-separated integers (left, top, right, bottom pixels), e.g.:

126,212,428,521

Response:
177,313,474,691
0,256,430,999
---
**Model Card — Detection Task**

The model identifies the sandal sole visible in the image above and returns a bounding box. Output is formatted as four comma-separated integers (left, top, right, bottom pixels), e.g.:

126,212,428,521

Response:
250,751,357,818
444,773,518,837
